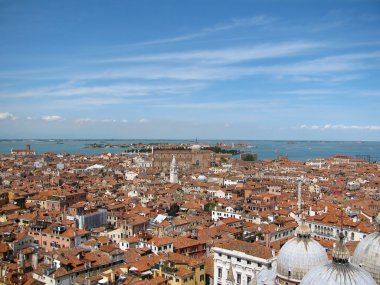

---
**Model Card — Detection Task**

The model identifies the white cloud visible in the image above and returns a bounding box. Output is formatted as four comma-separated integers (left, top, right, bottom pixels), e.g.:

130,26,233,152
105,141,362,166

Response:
119,15,275,47
95,41,321,65
42,115,62,121
75,118,128,124
0,112,16,120
77,50,380,82
101,119,117,123
26,116,33,120
0,83,206,99
75,118,98,124
299,124,380,131
139,118,149,123
359,90,380,97
279,89,336,96
154,99,273,110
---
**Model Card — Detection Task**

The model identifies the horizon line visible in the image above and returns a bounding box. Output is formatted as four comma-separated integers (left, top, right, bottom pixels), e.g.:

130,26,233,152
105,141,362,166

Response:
1,138,380,143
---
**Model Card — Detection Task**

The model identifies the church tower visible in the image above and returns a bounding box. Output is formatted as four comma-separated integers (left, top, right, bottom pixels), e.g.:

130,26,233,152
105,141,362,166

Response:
170,155,178,183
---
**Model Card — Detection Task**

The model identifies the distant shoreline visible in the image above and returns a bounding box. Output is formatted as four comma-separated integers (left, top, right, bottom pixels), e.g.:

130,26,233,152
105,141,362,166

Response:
0,139,379,143
1,140,379,162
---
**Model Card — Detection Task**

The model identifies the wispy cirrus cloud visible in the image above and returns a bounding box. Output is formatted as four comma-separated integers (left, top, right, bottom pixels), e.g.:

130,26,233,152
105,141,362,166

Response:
153,99,284,110
94,41,321,65
121,15,275,47
78,51,380,82
1,49,379,83
358,90,380,97
0,83,206,99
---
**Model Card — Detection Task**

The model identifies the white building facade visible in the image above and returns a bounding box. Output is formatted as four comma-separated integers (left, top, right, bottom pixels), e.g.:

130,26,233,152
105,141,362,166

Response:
213,241,277,285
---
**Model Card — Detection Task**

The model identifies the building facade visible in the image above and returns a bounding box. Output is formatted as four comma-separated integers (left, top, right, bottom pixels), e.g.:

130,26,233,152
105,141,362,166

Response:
153,149,215,170
213,240,277,285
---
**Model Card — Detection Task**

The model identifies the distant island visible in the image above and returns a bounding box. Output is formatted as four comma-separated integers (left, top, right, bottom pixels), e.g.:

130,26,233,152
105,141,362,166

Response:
82,142,260,156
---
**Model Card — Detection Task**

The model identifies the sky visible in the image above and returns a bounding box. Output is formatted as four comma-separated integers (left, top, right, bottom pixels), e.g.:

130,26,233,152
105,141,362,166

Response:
0,0,380,140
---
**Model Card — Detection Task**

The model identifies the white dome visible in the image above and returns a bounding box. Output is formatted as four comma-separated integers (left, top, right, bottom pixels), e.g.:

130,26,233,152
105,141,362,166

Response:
277,224,328,282
301,232,377,285
352,231,380,283
197,175,207,182
257,269,276,285
300,262,377,285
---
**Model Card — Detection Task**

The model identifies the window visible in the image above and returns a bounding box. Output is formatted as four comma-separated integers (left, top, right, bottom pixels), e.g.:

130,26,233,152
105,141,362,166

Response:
200,275,205,281
258,263,262,267
218,267,222,278
237,273,241,284
200,265,204,270
227,255,231,260
247,276,252,285
247,260,251,265
237,258,241,262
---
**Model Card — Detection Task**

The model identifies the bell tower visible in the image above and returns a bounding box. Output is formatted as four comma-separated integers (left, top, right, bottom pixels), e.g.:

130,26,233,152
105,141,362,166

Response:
170,155,178,183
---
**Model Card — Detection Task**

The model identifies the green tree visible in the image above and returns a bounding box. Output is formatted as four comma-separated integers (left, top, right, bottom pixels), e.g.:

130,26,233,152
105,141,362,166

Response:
204,202,217,212
242,154,256,161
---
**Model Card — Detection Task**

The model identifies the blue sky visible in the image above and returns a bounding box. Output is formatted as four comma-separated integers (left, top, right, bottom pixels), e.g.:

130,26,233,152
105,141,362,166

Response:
0,0,380,140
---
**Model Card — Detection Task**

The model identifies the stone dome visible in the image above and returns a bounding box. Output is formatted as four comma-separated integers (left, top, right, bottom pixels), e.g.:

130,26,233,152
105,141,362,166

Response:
257,269,276,285
276,223,329,283
197,175,208,182
300,232,377,285
351,213,380,284
300,262,377,285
